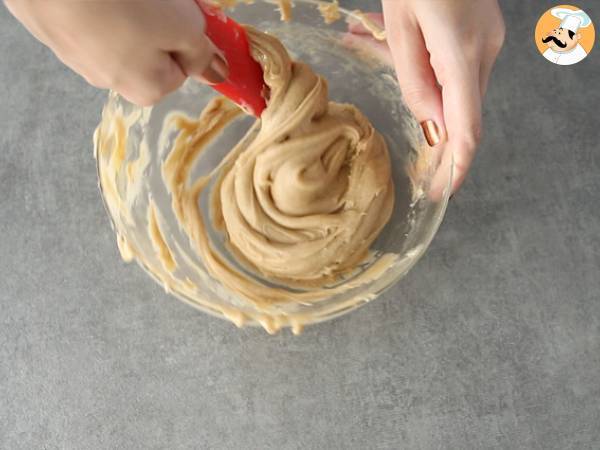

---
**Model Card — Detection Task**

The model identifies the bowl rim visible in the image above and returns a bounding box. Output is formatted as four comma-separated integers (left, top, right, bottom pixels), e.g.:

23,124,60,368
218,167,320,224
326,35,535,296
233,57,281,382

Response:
94,0,454,330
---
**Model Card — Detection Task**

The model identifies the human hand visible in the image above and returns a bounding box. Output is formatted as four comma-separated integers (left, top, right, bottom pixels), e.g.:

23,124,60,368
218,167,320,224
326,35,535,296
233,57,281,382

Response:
376,1,505,193
5,0,228,106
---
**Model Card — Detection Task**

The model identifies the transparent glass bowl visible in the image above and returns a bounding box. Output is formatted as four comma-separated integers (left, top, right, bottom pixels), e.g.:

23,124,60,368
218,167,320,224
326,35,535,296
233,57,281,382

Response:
94,0,452,333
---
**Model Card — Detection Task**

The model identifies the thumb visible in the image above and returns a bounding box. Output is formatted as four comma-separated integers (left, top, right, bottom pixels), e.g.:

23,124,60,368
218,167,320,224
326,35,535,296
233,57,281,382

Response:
172,38,229,85
382,3,446,148
170,2,229,85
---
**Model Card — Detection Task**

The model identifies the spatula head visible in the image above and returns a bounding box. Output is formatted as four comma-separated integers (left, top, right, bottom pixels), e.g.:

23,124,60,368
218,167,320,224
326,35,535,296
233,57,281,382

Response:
201,5,267,117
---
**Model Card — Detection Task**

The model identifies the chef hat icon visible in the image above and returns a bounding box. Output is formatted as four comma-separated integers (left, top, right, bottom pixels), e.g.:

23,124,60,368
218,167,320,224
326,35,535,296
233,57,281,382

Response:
551,8,593,33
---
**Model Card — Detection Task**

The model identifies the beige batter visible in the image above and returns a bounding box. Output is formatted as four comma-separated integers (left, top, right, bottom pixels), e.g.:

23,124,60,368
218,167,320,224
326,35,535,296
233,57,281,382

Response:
96,22,398,334
164,26,393,303
221,28,392,284
318,1,341,24
208,0,293,21
208,0,386,39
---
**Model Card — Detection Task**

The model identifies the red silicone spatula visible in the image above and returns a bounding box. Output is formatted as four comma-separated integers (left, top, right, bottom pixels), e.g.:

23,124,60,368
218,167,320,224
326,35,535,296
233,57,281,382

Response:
199,4,267,117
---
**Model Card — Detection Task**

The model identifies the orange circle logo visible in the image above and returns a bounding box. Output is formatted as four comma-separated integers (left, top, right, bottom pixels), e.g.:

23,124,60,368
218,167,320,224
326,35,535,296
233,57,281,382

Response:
535,5,595,65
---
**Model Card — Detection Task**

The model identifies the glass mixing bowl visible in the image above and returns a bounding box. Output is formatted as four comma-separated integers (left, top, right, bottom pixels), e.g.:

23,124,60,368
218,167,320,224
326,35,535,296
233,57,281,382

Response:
94,0,452,333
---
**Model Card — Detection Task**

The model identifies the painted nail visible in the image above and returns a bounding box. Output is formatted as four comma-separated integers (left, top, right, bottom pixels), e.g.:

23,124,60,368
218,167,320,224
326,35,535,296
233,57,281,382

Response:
420,120,441,147
201,54,229,84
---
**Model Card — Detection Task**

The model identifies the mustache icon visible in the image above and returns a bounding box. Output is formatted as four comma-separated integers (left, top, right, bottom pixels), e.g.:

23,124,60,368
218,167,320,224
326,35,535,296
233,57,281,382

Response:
542,35,568,48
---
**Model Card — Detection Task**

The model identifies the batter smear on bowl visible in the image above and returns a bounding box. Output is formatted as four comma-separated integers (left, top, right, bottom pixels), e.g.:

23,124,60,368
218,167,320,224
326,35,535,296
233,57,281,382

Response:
96,26,397,333
165,26,394,280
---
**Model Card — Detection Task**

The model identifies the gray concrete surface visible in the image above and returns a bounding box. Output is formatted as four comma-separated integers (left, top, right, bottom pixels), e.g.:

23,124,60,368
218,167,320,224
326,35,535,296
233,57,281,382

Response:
1,1,599,449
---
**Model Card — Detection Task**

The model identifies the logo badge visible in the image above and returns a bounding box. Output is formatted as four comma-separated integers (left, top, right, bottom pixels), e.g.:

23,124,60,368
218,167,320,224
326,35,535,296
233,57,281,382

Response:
535,5,595,65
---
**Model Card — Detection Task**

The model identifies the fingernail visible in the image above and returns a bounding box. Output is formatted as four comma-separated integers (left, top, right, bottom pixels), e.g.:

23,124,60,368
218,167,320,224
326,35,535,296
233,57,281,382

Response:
421,120,441,147
202,54,229,84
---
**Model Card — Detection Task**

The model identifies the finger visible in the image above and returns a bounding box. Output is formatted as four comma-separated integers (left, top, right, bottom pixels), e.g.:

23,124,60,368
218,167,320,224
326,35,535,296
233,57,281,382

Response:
440,65,483,192
382,3,446,149
479,59,493,98
117,52,186,106
171,36,228,85
145,0,228,85
479,37,505,98
428,143,454,202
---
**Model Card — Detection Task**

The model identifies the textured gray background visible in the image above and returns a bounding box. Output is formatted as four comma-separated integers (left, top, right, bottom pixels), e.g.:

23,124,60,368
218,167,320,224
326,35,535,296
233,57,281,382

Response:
1,1,599,449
